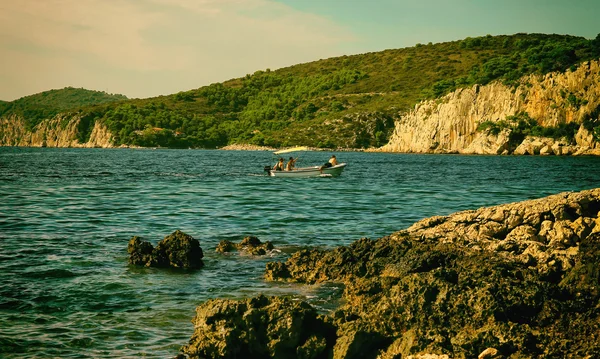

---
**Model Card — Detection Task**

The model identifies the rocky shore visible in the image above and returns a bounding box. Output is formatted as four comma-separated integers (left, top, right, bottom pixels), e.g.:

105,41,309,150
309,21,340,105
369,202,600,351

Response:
180,188,600,358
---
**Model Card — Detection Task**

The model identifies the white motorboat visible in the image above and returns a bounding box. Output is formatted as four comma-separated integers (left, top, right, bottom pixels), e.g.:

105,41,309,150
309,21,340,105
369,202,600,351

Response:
267,163,347,178
264,146,347,178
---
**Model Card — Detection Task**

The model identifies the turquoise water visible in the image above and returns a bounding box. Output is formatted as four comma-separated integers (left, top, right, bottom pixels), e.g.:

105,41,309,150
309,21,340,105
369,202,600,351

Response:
1,148,599,358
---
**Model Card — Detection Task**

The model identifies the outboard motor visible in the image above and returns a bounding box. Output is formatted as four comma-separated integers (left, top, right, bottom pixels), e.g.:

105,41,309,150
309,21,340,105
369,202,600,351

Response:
264,165,272,175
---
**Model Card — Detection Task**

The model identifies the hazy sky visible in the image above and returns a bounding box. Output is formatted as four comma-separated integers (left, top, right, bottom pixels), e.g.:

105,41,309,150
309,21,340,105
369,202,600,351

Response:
1,0,599,101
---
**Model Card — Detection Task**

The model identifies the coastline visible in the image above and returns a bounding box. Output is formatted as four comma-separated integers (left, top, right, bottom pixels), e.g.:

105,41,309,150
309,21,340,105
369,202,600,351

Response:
2,143,600,157
180,188,600,358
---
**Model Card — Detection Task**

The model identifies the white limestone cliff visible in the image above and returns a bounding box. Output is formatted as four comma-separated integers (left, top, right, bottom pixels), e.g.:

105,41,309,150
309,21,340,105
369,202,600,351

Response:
378,60,600,155
0,113,115,148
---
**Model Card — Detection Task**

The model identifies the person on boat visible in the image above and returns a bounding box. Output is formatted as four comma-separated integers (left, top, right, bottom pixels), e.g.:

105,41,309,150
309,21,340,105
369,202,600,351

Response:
273,158,284,171
285,157,297,171
329,155,338,166
319,155,338,172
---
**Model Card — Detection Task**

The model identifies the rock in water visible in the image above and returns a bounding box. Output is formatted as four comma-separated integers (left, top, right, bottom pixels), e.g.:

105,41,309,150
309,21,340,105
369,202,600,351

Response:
216,236,274,255
127,236,154,266
128,230,204,269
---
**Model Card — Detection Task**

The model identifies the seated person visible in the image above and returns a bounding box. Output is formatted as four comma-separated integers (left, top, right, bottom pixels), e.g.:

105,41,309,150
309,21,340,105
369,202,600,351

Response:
285,157,297,171
273,158,284,171
329,155,338,166
320,155,338,172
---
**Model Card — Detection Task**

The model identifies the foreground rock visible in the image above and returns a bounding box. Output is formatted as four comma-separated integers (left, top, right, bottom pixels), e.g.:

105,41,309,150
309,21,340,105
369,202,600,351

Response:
128,230,204,269
181,295,336,359
216,236,274,255
181,189,600,358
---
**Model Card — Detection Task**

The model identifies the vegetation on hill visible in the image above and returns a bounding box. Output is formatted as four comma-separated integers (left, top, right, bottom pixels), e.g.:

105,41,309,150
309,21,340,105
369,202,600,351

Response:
477,111,581,146
0,87,127,130
6,33,600,148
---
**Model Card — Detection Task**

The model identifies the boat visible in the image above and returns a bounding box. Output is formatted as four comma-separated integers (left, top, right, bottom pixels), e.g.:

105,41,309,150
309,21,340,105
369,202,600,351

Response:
267,163,347,178
264,146,347,178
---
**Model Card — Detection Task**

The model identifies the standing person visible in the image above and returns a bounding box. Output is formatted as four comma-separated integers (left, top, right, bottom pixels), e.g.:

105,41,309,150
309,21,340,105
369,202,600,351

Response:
285,157,297,171
273,158,284,171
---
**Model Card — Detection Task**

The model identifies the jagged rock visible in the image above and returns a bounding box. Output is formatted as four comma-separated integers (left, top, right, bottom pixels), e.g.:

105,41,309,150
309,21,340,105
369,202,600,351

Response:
181,295,336,359
296,335,328,359
398,188,600,272
128,230,203,269
463,128,512,155
216,236,274,255
332,326,389,359
127,236,154,265
539,144,552,155
215,240,236,253
513,137,547,155
262,189,600,358
575,125,598,150
551,140,576,155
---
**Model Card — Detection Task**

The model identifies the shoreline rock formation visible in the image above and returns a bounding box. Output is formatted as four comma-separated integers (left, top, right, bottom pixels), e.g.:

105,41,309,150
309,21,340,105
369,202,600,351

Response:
128,230,204,269
180,189,600,358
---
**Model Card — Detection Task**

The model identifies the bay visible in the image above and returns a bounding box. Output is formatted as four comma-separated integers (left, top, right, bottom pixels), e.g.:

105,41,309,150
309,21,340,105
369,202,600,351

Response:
1,148,599,358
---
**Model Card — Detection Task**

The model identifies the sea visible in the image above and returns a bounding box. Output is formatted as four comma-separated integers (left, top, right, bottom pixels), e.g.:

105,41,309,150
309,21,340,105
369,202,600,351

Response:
1,148,599,358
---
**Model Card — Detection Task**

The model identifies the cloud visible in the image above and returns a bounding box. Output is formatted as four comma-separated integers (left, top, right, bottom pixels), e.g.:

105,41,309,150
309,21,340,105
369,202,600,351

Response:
0,0,355,100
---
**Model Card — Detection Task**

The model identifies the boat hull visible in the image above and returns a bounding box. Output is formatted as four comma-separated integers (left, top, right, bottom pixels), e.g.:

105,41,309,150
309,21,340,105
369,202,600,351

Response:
268,163,346,178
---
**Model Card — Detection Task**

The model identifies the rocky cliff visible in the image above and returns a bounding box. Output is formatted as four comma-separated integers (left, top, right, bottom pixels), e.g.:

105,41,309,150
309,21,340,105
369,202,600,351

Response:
0,114,115,148
379,60,600,155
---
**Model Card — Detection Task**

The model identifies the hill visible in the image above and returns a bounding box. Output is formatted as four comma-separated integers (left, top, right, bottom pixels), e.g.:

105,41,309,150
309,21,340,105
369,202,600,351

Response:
3,33,600,149
0,87,127,130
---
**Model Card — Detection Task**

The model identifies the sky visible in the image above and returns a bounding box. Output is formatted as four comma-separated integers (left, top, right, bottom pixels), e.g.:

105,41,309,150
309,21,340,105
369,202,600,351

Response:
0,0,599,101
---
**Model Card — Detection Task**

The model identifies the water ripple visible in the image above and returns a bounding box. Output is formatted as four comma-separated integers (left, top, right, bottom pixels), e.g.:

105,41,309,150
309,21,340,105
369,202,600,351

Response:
1,148,600,358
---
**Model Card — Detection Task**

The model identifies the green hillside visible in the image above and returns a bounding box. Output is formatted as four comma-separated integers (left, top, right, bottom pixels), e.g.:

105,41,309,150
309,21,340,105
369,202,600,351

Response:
0,87,127,130
11,33,600,148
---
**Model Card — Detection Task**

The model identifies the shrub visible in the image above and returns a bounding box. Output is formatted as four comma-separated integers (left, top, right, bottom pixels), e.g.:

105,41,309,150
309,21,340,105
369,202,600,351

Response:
478,112,580,144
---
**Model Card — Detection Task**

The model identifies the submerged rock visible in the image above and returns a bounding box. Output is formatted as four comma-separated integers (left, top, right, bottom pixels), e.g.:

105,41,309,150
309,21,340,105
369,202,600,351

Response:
128,230,204,269
182,189,600,358
216,236,274,255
